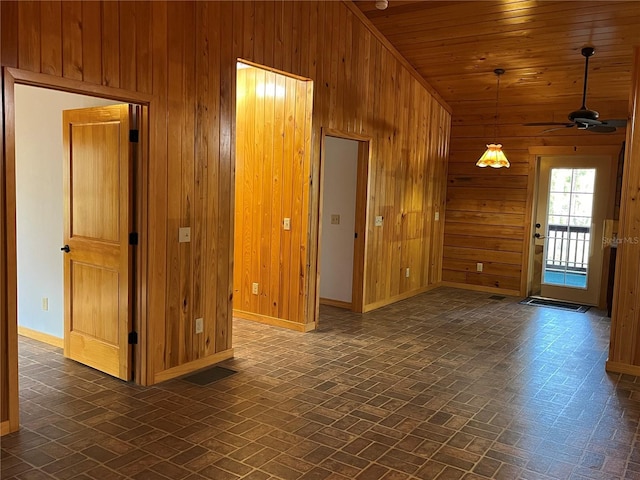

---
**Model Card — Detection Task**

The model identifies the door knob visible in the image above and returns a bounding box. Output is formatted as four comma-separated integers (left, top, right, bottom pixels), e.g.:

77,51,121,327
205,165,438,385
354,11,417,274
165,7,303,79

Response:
534,233,546,239
61,245,70,253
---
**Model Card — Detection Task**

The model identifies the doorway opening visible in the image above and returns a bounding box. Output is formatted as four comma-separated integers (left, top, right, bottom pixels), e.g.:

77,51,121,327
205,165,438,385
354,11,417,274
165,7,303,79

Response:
530,155,613,306
317,132,370,314
232,60,315,331
3,68,151,434
14,85,122,348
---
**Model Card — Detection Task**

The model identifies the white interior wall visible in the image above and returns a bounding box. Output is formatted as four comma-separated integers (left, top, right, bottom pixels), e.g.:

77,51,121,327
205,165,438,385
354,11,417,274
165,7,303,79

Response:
15,85,119,339
319,137,359,303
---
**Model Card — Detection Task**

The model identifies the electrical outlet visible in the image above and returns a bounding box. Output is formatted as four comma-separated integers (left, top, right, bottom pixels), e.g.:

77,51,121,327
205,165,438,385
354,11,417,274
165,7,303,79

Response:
283,218,291,230
42,297,48,311
476,262,483,272
331,214,340,225
405,268,410,278
375,216,383,227
195,317,204,334
252,282,259,295
179,227,191,243
435,211,440,221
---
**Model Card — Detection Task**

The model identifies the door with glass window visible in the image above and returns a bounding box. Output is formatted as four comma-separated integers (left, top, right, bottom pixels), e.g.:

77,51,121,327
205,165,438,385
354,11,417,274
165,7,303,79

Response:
534,156,609,305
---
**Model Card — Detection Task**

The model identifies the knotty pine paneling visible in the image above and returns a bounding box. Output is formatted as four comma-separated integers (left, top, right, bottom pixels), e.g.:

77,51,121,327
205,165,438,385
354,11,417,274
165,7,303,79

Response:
444,101,625,295
233,66,313,328
1,0,450,395
607,47,640,376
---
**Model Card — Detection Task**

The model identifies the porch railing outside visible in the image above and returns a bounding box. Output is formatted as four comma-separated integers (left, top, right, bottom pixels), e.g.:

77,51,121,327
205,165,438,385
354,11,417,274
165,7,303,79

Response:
545,224,590,273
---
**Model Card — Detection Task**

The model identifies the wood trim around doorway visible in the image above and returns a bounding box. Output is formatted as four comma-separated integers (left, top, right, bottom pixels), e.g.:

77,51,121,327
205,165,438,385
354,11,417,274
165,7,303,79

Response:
1,67,154,435
316,128,371,321
526,145,621,305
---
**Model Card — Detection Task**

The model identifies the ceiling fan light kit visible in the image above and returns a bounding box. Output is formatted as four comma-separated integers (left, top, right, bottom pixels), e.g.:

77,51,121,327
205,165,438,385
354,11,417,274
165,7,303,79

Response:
477,68,510,169
524,46,627,134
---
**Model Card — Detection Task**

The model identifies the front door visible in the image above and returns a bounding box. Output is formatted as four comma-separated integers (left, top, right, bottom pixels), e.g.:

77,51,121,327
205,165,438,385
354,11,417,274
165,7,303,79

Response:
62,105,133,380
534,156,610,305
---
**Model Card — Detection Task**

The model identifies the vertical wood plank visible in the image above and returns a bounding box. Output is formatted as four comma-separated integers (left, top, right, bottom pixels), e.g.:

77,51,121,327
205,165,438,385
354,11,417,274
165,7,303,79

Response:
81,1,102,84
270,73,286,318
253,1,265,66
165,1,184,368
193,1,209,360
242,2,254,61
205,0,221,356
180,2,196,361
281,1,293,75
217,0,234,352
40,1,62,76
135,1,152,95
148,0,168,380
119,1,137,91
61,1,82,80
1,0,19,67
18,1,41,72
263,1,275,68
250,67,265,314
101,1,120,87
279,75,296,320
234,68,247,313
240,68,256,313
259,71,275,314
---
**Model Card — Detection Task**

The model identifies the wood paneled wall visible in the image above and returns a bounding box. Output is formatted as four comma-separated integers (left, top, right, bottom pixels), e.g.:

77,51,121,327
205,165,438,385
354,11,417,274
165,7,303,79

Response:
1,0,451,430
234,65,314,329
444,100,626,295
607,47,640,376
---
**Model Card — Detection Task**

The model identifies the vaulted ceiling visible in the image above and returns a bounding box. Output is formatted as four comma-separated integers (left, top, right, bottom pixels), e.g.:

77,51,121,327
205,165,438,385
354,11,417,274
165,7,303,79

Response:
354,1,640,122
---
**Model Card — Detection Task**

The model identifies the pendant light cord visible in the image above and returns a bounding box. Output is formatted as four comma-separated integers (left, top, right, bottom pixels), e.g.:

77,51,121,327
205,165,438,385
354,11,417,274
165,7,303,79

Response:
493,69,504,143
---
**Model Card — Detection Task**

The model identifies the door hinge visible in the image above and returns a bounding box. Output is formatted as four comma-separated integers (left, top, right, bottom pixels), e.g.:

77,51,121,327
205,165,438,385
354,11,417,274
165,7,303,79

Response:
128,331,138,344
354,232,358,239
129,129,139,143
129,232,139,245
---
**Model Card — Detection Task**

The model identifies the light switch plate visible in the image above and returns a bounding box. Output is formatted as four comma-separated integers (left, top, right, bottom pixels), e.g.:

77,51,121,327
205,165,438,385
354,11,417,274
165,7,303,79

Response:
476,262,483,272
252,283,259,295
331,214,340,225
435,211,440,221
42,297,48,311
283,218,291,230
375,216,383,227
195,317,204,334
179,227,191,243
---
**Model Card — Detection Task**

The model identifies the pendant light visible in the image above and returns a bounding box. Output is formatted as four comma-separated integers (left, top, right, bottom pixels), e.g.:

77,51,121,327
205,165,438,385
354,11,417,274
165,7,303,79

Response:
476,68,510,168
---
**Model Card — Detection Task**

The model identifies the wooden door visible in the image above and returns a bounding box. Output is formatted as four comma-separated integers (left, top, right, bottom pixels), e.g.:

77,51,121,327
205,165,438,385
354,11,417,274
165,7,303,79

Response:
62,105,133,380
534,156,610,305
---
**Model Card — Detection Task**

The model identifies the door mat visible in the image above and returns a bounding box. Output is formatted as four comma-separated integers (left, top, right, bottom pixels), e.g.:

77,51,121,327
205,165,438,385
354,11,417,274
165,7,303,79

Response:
183,366,236,386
519,297,590,313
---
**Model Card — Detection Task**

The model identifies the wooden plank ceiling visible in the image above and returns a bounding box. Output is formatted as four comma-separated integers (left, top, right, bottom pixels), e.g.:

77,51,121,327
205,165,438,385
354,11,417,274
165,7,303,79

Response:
354,0,640,119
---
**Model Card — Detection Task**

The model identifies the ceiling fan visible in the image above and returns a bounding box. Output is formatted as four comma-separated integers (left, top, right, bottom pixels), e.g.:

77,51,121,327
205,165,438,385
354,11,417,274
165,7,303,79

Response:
525,46,627,133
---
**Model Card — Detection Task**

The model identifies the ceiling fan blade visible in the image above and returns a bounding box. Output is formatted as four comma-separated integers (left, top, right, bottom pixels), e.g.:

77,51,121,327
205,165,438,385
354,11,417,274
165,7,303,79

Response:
542,125,576,133
600,119,627,128
524,122,574,127
587,125,617,133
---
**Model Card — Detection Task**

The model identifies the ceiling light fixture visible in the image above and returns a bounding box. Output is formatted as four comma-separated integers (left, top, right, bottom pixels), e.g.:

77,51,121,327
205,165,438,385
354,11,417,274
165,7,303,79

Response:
476,68,510,169
376,0,388,10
